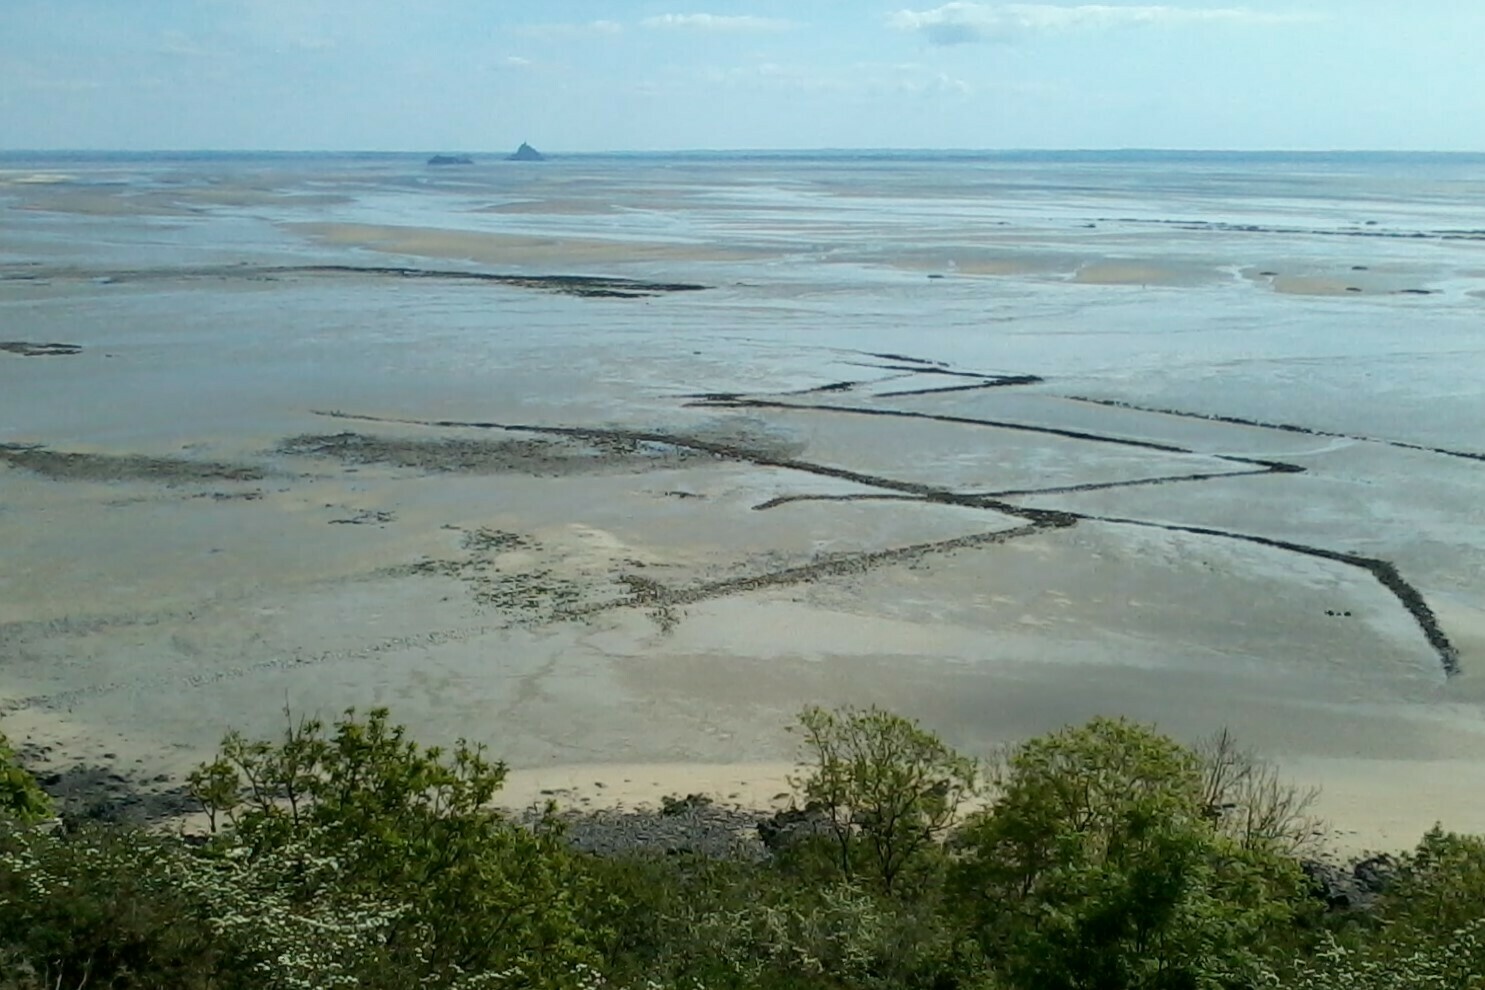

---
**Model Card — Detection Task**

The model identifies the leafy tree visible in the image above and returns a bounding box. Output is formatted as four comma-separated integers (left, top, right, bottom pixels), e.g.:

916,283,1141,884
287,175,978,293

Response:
586,852,982,990
0,729,51,824
951,717,1304,990
0,823,234,990
189,707,598,986
793,705,977,895
1282,827,1485,989
1382,826,1485,935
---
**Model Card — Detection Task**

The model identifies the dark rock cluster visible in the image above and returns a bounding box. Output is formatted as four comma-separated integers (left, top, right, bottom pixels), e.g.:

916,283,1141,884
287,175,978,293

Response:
1301,854,1399,911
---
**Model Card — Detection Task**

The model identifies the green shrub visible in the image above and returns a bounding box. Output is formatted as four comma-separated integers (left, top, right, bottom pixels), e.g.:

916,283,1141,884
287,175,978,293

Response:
0,822,222,989
1284,827,1485,989
3,705,1482,990
951,717,1305,990
0,731,51,824
189,707,599,986
793,705,977,896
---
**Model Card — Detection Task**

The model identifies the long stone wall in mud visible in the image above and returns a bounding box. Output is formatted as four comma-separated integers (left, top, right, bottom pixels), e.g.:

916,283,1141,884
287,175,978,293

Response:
315,342,1469,676
0,264,709,299
1065,396,1485,463
4,323,1467,678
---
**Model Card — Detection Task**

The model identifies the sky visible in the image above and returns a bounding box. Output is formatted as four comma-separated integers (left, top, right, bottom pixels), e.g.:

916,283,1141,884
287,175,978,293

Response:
2,1,1483,152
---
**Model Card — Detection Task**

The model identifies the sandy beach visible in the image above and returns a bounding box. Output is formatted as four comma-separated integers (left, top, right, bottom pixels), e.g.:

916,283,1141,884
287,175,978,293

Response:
2,151,1484,854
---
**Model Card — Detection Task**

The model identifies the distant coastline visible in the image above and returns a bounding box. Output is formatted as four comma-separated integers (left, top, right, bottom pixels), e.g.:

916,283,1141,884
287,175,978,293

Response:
4,147,1485,162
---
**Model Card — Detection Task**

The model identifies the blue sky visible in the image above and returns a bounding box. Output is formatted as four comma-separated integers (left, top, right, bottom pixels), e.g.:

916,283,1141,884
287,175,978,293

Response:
3,1,1482,151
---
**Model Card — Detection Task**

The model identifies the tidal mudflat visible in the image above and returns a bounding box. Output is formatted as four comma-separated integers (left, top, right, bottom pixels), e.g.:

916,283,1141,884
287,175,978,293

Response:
2,151,1483,850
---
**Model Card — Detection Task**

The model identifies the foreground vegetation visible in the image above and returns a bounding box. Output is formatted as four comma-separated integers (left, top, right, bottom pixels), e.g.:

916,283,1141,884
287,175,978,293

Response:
2,710,1482,989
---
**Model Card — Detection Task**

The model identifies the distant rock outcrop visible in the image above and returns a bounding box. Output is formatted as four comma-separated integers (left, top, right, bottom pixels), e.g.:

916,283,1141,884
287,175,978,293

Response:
757,803,834,853
426,154,473,166
1301,854,1399,912
508,142,545,162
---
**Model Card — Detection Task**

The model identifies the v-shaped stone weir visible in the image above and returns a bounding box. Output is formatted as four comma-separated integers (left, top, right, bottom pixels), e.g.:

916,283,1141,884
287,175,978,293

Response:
315,349,1465,678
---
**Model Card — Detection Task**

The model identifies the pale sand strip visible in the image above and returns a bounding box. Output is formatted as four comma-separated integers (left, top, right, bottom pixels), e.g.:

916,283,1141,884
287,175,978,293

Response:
499,756,1485,859
499,762,799,815
285,222,761,265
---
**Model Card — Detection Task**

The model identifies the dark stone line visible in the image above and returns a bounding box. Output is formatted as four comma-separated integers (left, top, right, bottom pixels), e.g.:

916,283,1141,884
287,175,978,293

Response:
1,341,83,357
1064,396,1485,463
874,382,1005,398
789,380,863,395
860,351,951,367
603,523,1053,611
292,265,708,296
1088,217,1485,243
751,493,925,511
876,374,1044,398
976,467,1277,499
308,409,1068,527
311,391,1458,676
694,397,1199,455
720,369,1040,402
1215,456,1307,474
678,392,746,402
1085,515,1460,676
841,362,1015,380
1,264,708,298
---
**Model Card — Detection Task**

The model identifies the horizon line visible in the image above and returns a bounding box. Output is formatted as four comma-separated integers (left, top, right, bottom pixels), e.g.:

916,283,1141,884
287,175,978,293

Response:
3,146,1484,157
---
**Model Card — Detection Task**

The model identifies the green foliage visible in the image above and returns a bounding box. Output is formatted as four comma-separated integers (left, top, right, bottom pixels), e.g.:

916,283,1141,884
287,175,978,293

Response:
793,704,977,895
189,707,597,986
585,852,984,990
1280,919,1485,990
0,823,223,989
1382,826,1485,938
1286,827,1485,989
951,717,1305,990
0,816,430,990
2,707,1481,990
0,730,51,824
677,879,972,990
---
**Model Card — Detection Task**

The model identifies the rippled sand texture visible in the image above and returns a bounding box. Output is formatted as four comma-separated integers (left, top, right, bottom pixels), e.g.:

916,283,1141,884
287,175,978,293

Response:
2,150,1484,847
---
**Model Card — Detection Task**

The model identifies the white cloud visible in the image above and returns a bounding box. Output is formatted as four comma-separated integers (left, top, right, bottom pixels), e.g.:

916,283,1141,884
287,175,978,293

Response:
889,3,1314,45
641,13,796,32
690,61,849,93
514,20,624,38
671,59,976,100
157,30,215,59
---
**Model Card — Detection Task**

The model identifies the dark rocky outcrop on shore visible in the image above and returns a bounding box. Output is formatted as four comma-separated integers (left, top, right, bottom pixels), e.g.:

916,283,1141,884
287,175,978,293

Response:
757,803,835,853
1302,854,1399,911
427,154,474,166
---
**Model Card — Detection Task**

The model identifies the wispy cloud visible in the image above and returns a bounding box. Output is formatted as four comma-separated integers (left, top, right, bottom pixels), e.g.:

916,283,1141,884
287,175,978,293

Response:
658,59,976,100
513,20,624,39
156,30,216,59
890,3,1315,45
641,13,796,32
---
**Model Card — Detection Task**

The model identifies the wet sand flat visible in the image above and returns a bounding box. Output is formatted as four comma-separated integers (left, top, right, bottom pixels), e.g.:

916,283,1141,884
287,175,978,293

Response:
2,151,1484,846
286,221,763,266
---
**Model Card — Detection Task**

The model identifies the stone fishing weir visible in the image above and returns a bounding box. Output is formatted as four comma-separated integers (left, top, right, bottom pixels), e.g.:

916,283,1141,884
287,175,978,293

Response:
0,263,708,299
314,343,1469,677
